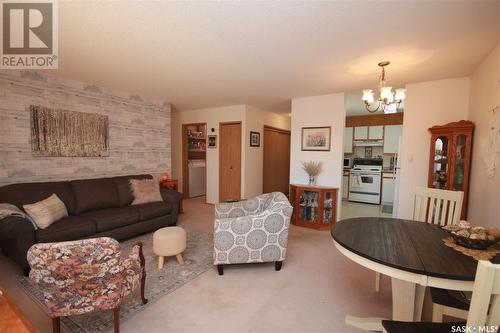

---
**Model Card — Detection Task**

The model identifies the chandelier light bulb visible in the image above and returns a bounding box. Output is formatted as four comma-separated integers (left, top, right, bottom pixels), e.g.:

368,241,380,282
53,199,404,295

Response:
362,61,404,113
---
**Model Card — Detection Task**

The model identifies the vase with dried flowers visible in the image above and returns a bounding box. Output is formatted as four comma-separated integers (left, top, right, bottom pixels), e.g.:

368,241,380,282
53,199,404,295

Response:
301,160,322,185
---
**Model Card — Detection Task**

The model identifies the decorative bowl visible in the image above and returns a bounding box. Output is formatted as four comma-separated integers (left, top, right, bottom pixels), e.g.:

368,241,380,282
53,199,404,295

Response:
442,224,499,250
450,233,497,250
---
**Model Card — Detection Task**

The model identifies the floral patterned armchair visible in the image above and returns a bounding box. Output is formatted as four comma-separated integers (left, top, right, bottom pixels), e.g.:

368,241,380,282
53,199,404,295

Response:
213,192,293,275
27,237,147,333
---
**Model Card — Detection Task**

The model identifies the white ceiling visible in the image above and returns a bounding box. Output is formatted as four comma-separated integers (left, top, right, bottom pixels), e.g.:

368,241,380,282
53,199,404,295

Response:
52,1,499,113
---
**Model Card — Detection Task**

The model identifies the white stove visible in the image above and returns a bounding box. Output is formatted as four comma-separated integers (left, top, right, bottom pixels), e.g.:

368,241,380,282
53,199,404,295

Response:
348,158,382,204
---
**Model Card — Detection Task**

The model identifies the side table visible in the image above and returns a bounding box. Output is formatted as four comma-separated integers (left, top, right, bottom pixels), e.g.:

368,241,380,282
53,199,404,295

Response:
161,179,184,213
0,285,36,333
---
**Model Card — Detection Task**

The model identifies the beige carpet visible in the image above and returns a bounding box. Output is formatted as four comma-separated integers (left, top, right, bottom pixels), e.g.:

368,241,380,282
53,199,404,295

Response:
0,197,392,333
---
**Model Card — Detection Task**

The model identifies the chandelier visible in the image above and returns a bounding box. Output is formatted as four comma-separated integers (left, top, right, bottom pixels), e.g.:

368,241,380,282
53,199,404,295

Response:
362,61,406,114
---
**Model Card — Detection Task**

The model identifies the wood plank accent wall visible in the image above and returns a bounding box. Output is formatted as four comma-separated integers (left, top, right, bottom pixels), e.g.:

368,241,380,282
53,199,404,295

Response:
345,113,404,127
0,71,171,186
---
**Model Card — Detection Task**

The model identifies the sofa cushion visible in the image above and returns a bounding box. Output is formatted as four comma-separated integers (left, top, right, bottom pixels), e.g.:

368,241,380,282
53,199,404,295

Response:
136,201,172,221
0,181,76,215
71,178,120,214
130,179,163,205
35,216,96,243
113,174,153,207
23,194,69,229
82,206,141,232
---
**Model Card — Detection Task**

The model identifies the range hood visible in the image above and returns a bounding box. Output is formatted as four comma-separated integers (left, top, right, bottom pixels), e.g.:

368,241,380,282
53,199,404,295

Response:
353,140,384,147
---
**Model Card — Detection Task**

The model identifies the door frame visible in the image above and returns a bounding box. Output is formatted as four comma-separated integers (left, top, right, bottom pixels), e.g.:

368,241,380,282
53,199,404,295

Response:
263,125,291,194
182,122,207,199
219,121,242,202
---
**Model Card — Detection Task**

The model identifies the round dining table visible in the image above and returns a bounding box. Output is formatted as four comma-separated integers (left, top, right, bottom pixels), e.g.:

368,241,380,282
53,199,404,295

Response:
331,217,499,331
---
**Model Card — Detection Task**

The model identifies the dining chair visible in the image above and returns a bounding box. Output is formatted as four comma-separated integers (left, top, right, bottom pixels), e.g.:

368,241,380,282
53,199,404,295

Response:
411,186,463,226
375,187,464,297
380,260,500,333
27,237,148,333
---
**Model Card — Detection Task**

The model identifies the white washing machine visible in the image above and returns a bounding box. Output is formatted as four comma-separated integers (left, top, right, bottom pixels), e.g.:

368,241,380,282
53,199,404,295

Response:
188,159,206,198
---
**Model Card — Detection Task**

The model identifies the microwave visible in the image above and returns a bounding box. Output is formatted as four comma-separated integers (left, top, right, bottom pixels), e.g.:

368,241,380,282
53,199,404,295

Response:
343,157,353,168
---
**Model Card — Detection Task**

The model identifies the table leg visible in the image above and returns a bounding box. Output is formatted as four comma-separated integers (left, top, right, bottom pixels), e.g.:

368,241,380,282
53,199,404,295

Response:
391,277,425,321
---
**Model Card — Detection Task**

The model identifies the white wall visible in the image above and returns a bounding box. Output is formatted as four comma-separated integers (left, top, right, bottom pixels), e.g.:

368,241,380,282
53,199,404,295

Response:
290,93,345,219
467,44,500,228
171,104,290,204
245,106,291,198
396,78,470,219
171,105,246,204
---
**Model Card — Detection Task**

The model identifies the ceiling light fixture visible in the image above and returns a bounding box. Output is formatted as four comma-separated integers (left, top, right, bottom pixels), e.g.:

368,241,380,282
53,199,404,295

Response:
362,61,405,114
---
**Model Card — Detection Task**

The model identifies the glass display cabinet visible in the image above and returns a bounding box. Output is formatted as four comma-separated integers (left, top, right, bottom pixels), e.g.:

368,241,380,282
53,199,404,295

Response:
289,184,338,230
428,120,474,219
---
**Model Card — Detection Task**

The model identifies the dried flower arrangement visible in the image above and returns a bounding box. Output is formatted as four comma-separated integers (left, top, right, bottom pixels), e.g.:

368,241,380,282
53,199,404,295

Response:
301,160,322,185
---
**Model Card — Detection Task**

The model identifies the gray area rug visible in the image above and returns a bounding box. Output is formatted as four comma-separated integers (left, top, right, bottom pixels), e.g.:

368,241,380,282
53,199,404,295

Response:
18,230,213,333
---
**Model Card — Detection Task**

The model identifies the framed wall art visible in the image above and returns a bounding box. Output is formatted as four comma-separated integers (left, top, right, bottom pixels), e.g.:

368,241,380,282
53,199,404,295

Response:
301,126,331,151
249,131,260,147
207,135,217,148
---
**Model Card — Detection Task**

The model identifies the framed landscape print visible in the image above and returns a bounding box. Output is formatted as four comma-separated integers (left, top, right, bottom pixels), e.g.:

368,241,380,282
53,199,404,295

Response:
301,126,331,151
250,131,260,147
208,135,217,148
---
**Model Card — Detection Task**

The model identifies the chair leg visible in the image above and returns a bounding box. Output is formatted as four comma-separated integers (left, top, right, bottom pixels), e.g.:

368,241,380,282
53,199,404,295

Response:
176,253,185,265
52,317,60,333
275,261,283,271
113,307,120,333
432,303,444,322
137,242,148,304
157,256,164,270
375,272,381,292
217,264,224,276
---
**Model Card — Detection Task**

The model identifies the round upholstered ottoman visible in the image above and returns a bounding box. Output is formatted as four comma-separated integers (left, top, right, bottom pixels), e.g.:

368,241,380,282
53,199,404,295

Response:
153,226,187,269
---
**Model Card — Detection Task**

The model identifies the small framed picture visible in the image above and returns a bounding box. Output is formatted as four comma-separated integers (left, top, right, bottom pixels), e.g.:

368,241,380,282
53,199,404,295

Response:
208,135,217,148
250,131,260,147
301,127,331,151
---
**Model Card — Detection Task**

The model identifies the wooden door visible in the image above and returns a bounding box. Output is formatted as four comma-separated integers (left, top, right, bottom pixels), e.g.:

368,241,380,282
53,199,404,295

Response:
219,122,242,202
263,126,291,194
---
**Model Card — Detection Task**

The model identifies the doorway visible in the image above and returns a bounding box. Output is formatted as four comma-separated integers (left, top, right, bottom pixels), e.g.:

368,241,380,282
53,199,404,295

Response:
182,123,207,199
219,122,242,202
263,126,291,195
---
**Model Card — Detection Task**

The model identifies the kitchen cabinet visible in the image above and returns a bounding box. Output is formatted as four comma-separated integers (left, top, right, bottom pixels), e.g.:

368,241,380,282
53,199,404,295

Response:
354,126,368,140
382,174,395,204
368,125,384,140
428,120,474,219
343,127,353,153
383,125,403,154
342,173,349,199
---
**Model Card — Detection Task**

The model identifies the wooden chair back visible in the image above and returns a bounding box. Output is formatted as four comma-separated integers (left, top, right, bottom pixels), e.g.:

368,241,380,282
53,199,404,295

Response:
411,186,463,225
467,261,500,328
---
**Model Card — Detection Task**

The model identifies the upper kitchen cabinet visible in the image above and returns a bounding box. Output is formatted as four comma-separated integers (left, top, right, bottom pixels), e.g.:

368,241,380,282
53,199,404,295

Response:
427,120,474,219
343,127,353,153
368,125,384,140
383,125,403,154
354,126,368,140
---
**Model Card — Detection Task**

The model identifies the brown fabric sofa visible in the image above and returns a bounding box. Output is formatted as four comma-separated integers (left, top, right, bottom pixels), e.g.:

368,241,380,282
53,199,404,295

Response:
0,174,181,274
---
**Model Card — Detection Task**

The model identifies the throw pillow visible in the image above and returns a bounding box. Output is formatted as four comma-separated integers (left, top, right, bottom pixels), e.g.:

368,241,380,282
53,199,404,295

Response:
23,194,68,229
130,179,163,205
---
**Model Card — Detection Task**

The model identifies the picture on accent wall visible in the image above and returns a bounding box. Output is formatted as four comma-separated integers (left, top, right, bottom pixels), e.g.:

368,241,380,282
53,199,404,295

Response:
250,131,260,147
208,135,217,148
301,126,331,151
30,105,109,157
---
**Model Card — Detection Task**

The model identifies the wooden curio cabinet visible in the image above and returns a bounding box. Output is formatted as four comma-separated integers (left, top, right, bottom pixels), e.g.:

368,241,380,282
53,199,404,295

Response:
289,184,338,230
428,120,474,219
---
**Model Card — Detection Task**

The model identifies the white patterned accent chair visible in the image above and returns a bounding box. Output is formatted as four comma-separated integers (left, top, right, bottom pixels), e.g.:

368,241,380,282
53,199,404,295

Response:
213,192,293,275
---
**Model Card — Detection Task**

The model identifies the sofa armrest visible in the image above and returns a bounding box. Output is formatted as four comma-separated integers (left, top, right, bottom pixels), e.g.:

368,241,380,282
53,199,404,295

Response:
0,216,35,271
160,188,181,216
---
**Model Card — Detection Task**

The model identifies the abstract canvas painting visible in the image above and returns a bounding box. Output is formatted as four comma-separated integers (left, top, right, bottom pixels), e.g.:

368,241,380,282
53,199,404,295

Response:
30,105,109,157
